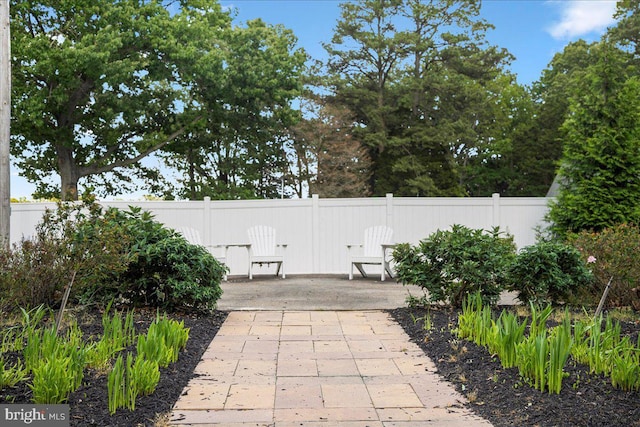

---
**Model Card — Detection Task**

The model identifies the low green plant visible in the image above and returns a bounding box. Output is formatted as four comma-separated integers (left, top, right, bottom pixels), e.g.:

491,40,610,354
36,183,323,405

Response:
394,225,516,308
86,305,137,370
505,242,594,306
610,347,640,392
547,315,573,394
129,356,160,396
29,356,80,404
108,353,161,414
137,314,189,367
490,311,527,369
0,359,28,388
108,355,127,414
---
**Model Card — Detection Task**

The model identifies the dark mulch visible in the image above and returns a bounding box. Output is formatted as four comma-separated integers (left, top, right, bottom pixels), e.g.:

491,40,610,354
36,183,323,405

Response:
389,306,640,427
0,310,228,427
2,307,639,427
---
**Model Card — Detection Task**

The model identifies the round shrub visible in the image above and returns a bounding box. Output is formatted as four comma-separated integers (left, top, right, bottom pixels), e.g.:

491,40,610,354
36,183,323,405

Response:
393,224,516,308
77,206,226,313
568,224,640,309
505,242,594,306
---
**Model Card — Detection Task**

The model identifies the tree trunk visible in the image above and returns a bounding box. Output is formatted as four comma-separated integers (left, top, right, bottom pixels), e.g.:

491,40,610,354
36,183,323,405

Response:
57,145,80,201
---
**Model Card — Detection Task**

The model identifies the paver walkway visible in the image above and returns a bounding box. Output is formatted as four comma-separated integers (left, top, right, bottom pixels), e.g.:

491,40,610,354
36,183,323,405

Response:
169,310,492,426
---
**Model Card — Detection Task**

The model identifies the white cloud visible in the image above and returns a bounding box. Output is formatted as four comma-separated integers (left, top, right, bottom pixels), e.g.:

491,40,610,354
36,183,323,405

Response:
547,1,617,40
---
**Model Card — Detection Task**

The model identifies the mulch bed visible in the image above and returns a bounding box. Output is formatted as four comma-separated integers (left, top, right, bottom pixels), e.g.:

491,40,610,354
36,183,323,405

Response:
1,307,639,426
389,306,640,427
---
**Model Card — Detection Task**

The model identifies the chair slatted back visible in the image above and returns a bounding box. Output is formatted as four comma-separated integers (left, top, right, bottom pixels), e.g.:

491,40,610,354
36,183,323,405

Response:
363,226,393,257
247,225,277,256
176,227,203,246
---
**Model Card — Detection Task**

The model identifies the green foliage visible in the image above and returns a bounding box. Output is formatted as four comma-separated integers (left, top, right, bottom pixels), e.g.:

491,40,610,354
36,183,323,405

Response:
108,352,161,414
137,314,190,368
86,305,137,370
0,195,225,313
104,207,225,312
107,355,126,414
572,316,640,392
456,295,639,394
0,196,130,311
393,225,516,307
547,41,640,235
568,224,640,309
10,1,304,200
323,0,522,197
25,323,87,404
0,359,28,389
505,242,594,306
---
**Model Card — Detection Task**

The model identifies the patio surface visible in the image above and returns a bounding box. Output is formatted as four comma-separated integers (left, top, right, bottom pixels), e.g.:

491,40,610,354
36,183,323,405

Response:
169,276,502,426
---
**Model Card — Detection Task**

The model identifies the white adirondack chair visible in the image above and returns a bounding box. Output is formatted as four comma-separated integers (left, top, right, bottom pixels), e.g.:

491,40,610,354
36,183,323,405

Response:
175,226,228,281
247,225,287,279
347,226,395,281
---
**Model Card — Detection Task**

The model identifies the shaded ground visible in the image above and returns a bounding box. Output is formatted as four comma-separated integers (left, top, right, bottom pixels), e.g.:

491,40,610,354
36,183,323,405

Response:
1,307,639,426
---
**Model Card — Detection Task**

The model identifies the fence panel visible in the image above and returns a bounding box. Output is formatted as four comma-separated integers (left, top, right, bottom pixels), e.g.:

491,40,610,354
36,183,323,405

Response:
9,194,551,277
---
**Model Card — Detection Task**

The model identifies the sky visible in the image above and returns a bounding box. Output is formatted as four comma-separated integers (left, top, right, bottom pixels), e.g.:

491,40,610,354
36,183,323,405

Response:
10,0,619,199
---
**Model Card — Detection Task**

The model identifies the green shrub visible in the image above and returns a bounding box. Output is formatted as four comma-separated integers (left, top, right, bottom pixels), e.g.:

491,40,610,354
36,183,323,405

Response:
0,195,130,312
0,194,225,313
567,223,640,309
106,207,226,312
393,224,516,308
505,242,594,306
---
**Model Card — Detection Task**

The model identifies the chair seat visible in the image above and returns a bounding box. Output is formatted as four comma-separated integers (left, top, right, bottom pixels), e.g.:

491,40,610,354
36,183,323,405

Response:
351,256,385,264
251,255,284,263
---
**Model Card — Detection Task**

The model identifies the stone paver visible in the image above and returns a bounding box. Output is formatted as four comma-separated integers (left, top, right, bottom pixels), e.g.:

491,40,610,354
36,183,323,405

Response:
169,310,492,426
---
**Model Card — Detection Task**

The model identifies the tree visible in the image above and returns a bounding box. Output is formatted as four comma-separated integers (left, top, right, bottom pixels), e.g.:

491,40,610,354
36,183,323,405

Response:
10,1,304,200
287,96,372,198
547,41,640,235
158,19,306,200
322,0,513,196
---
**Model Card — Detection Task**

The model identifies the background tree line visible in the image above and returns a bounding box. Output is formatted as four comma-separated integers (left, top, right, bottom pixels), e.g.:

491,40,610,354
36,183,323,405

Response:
9,0,640,234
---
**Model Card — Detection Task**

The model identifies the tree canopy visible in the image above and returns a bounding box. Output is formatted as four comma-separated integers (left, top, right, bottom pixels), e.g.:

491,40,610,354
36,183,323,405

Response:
11,0,305,200
9,0,639,207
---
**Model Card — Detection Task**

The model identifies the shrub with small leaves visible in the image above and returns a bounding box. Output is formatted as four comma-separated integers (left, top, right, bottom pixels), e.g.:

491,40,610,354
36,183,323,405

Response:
393,225,516,308
505,242,594,306
568,223,640,309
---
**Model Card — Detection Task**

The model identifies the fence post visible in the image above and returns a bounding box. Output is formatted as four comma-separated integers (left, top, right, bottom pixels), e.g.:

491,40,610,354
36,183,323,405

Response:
492,193,501,228
203,196,211,246
312,194,320,273
386,193,394,228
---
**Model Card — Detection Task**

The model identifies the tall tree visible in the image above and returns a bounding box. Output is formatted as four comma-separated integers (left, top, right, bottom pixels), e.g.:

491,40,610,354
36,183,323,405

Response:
288,96,372,198
323,0,513,196
548,41,640,235
10,1,304,200
159,19,306,200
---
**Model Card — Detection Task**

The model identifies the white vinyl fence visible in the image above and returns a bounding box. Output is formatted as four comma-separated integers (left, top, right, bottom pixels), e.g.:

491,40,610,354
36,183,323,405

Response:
9,194,551,277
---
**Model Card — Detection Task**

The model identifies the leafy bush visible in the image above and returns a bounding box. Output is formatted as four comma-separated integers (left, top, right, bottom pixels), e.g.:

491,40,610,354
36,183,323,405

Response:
567,223,640,309
76,205,226,312
505,242,594,306
0,195,130,312
393,224,516,308
0,194,226,313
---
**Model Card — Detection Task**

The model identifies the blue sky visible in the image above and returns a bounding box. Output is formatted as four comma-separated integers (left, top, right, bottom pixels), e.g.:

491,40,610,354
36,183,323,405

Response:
219,0,618,85
11,0,619,199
